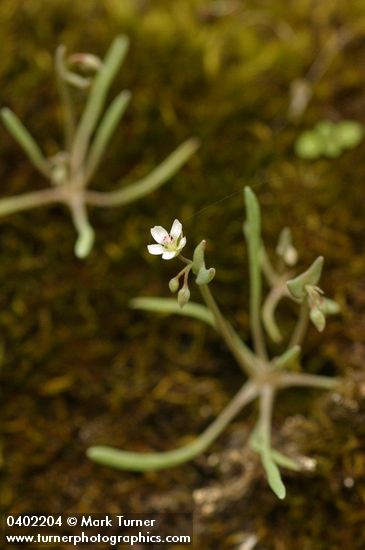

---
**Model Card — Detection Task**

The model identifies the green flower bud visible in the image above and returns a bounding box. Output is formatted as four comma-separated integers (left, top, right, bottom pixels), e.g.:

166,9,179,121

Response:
68,53,102,72
319,298,340,315
310,306,326,332
168,277,180,293
177,287,190,309
276,228,298,266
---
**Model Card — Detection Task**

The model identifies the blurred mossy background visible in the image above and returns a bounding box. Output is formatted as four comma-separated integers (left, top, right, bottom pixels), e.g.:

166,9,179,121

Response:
1,1,365,548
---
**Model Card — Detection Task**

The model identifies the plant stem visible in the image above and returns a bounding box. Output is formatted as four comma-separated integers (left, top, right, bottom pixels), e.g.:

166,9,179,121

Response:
1,108,51,178
87,381,258,471
199,283,257,376
262,283,287,343
289,301,309,349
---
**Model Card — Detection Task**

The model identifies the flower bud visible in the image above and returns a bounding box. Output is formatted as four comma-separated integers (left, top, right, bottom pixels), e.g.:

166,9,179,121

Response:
310,306,326,332
177,287,190,309
68,53,102,72
319,298,340,315
168,277,180,293
276,228,298,266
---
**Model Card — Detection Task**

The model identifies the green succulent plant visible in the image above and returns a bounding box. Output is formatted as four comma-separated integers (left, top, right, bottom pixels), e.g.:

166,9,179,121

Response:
295,119,363,160
0,36,198,258
87,188,340,500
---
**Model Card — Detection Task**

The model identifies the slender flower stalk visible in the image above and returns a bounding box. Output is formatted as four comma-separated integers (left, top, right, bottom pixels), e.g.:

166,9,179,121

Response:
199,283,257,376
289,301,309,349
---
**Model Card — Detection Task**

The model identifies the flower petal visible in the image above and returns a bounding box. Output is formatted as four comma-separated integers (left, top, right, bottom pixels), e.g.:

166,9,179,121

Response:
147,244,164,255
162,250,177,260
170,219,182,239
178,236,187,250
151,225,169,244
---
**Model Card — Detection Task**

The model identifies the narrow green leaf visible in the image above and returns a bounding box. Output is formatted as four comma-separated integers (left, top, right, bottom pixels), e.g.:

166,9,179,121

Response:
85,90,131,182
130,297,215,327
87,438,205,471
262,450,286,499
74,225,95,259
71,35,129,171
69,198,95,258
88,381,258,471
191,240,215,285
244,187,267,359
273,345,301,370
249,426,300,471
192,240,206,274
85,138,200,207
0,188,61,217
1,108,50,177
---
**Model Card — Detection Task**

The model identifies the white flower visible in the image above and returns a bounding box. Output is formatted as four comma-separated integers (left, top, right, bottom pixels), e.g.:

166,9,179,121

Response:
147,219,186,260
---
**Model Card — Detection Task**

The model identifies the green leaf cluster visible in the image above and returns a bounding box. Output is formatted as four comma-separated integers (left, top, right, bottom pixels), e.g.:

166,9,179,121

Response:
295,120,364,160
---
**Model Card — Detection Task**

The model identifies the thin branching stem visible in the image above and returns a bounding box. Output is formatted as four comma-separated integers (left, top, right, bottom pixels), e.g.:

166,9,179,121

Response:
199,283,257,376
289,301,309,349
262,283,287,343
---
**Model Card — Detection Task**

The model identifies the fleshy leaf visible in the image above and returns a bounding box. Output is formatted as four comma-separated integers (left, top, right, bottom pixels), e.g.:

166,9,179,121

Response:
196,267,216,285
130,297,215,327
192,240,216,285
287,257,324,301
336,120,364,149
295,130,323,159
262,450,286,499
